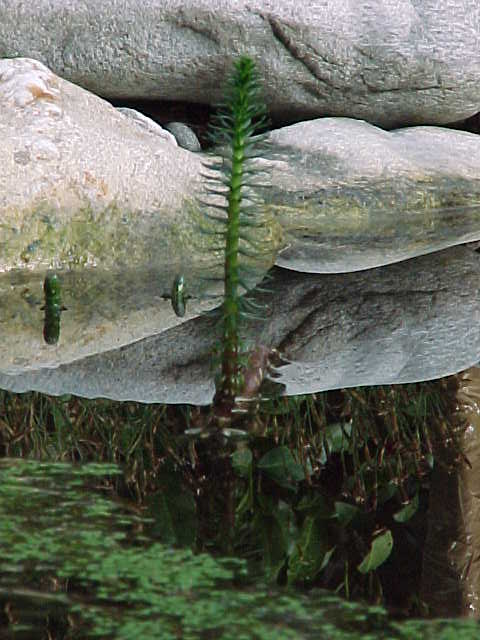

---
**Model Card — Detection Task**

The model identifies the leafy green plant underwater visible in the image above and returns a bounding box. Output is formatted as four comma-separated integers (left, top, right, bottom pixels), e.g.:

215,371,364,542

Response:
4,458,475,640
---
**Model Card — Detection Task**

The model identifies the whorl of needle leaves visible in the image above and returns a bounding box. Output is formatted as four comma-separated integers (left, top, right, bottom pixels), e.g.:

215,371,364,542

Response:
198,56,272,400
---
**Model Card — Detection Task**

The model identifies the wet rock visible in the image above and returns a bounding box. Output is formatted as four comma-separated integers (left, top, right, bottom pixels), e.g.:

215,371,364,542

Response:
111,99,212,148
0,1,479,128
0,57,280,373
266,118,480,272
3,58,480,378
421,366,480,617
0,57,203,274
264,246,480,397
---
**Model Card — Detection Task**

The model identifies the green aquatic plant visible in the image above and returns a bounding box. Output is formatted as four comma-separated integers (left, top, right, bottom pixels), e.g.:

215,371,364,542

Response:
41,273,66,345
198,55,272,427
171,273,187,317
161,273,191,318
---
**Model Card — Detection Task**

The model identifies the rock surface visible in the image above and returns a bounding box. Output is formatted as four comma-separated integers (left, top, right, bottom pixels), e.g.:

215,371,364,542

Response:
3,55,480,282
0,57,279,372
421,366,480,617
0,1,479,128
3,58,480,379
268,118,480,272
0,57,204,273
115,107,178,146
1,246,479,404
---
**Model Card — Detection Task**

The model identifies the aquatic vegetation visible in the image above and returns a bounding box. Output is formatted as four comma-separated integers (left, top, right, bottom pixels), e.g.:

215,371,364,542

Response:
41,273,65,345
0,374,463,622
197,55,272,427
1,458,475,640
171,273,187,317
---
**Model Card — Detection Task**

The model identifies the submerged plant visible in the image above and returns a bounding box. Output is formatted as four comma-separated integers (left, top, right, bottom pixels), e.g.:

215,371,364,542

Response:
171,273,187,318
198,56,273,427
41,273,66,345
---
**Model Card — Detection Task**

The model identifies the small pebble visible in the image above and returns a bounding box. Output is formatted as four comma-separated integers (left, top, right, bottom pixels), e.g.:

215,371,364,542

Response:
163,122,202,152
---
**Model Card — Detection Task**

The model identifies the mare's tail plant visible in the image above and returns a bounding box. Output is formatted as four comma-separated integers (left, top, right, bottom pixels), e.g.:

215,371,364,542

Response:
199,56,272,428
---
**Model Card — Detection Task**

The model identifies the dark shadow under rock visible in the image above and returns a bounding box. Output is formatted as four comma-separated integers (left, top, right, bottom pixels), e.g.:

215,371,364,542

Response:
109,98,213,147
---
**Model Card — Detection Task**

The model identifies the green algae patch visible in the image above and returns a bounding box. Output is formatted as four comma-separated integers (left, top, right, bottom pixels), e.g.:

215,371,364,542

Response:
270,177,480,237
2,199,201,273
1,195,284,276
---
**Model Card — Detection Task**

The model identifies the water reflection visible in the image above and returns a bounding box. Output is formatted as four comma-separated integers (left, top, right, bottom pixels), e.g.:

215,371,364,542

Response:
0,265,224,375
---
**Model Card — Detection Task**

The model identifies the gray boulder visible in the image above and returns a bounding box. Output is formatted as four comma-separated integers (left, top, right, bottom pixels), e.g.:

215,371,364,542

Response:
0,57,279,373
3,57,480,381
267,118,480,272
0,1,478,128
115,107,178,145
